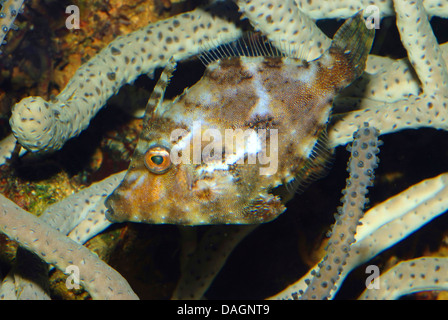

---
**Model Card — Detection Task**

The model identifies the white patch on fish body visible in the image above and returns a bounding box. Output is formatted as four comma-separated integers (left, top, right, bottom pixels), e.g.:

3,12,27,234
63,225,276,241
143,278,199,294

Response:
197,129,262,174
198,161,229,173
198,91,214,105
171,130,193,153
125,171,141,185
123,174,147,201
243,58,272,118
297,62,317,84
225,129,261,165
246,129,262,155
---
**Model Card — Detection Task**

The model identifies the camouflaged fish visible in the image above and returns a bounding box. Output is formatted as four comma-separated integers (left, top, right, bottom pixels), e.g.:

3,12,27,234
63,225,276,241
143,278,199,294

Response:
105,13,374,225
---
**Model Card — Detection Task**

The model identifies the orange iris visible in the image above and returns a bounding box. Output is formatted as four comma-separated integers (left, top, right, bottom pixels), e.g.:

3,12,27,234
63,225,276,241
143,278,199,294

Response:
144,146,172,174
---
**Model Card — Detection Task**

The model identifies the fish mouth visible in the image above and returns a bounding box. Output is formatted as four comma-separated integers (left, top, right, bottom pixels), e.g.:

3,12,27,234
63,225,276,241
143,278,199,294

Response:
104,193,125,223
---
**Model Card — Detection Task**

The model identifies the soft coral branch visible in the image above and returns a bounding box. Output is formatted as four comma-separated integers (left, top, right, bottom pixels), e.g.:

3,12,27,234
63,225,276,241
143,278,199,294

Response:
0,0,25,54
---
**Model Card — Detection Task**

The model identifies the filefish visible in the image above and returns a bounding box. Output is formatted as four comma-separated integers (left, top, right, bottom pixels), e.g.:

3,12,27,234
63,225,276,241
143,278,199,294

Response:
105,13,374,225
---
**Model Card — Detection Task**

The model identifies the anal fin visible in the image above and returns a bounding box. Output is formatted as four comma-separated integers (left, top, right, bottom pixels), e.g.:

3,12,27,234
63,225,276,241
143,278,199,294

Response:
281,129,333,200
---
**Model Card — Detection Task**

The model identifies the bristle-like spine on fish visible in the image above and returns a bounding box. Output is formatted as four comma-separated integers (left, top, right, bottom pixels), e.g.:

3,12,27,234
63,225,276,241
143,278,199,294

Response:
199,33,285,66
331,11,375,80
286,129,333,195
143,57,177,120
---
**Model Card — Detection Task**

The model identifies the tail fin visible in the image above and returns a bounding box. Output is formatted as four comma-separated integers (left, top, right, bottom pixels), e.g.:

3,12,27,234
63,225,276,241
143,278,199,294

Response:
331,11,375,80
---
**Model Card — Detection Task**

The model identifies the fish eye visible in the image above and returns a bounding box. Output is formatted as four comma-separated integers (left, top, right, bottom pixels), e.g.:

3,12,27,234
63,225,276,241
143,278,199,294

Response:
144,145,172,174
151,155,164,165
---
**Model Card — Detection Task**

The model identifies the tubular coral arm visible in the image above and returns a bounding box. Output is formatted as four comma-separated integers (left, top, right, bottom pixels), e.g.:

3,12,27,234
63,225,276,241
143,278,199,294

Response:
0,193,138,300
9,5,242,153
0,0,24,54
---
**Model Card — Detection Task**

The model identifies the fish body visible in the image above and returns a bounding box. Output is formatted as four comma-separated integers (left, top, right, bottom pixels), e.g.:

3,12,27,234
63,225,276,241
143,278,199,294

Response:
105,13,374,225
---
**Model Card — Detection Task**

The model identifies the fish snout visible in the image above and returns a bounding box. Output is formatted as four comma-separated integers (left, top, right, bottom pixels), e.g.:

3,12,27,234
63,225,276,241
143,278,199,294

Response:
104,192,127,223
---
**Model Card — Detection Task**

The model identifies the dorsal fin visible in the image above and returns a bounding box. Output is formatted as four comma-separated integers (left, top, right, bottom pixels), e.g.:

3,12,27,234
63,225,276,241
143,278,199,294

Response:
143,57,177,121
199,33,285,66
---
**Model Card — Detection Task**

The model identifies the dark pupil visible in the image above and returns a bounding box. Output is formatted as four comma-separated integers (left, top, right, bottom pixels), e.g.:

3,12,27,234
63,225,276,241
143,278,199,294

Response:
151,155,164,165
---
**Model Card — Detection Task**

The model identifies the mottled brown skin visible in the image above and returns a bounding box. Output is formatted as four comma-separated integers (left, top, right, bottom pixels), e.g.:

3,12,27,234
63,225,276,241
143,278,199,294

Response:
105,15,373,225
